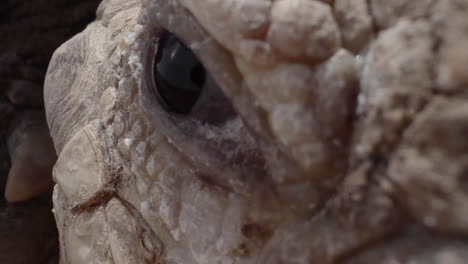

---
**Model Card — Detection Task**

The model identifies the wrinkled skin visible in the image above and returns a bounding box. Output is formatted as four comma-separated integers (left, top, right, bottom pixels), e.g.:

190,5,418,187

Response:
44,0,468,263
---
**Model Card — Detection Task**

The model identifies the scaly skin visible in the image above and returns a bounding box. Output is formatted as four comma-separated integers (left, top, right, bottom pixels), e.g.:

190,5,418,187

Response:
44,0,468,263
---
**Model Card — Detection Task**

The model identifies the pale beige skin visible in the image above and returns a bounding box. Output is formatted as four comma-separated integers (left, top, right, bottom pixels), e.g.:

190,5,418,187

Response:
44,0,468,263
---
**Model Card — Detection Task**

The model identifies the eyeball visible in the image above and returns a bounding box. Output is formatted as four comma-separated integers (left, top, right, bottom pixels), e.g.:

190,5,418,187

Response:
153,31,206,115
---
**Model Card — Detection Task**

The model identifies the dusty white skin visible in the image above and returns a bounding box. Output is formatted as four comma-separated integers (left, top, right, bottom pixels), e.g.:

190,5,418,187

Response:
44,0,468,263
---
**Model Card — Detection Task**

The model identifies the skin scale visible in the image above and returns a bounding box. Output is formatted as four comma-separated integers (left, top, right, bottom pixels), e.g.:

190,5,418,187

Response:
44,0,468,263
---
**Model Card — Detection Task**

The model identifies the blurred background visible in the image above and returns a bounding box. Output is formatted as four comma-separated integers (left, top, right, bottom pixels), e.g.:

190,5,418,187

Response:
0,0,100,263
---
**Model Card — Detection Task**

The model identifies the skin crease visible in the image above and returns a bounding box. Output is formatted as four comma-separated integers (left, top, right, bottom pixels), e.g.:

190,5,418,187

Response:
44,0,468,263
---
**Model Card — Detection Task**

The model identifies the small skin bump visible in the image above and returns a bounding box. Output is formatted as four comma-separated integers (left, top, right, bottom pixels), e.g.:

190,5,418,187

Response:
334,0,373,53
267,0,341,62
232,0,272,38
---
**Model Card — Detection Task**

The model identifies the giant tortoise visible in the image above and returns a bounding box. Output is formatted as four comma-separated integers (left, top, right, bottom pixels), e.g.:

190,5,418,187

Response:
3,0,468,263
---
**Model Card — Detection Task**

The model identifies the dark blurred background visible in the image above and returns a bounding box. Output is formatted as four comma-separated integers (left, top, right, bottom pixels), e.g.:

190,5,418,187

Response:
0,0,100,263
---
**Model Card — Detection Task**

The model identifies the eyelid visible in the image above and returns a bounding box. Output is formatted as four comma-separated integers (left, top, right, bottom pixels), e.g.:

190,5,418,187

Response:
138,5,270,196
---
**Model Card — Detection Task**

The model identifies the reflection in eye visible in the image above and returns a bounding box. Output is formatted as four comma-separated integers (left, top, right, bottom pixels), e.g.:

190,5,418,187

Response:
153,31,206,114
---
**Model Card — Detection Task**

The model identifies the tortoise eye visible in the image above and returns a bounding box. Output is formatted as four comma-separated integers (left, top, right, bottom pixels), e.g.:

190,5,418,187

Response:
153,31,206,114
143,28,264,196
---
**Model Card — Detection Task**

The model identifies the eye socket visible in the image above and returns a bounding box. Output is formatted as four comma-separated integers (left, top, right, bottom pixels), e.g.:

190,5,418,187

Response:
142,27,267,196
153,31,206,114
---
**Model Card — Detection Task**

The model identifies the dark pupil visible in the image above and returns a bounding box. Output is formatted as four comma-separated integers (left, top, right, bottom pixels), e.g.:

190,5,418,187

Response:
153,32,206,114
